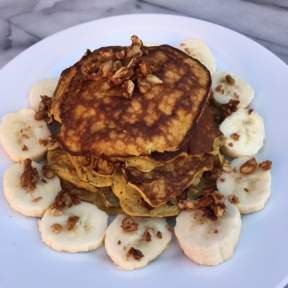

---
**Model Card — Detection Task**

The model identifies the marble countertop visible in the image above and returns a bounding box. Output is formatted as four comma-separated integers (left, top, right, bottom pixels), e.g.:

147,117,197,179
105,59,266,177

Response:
0,0,288,69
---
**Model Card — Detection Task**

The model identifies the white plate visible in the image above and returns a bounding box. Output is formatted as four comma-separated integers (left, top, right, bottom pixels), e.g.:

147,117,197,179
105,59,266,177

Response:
0,14,287,288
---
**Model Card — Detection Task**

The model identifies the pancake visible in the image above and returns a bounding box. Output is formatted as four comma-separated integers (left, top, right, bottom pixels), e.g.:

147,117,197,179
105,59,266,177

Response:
46,147,99,193
47,148,122,215
50,36,211,157
120,153,214,207
112,171,181,217
67,154,116,187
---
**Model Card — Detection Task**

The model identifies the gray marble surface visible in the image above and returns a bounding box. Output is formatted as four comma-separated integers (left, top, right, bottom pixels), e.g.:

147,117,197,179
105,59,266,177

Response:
0,0,288,69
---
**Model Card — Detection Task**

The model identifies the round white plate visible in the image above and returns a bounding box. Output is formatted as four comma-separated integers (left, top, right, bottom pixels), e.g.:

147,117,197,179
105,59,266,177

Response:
0,14,287,288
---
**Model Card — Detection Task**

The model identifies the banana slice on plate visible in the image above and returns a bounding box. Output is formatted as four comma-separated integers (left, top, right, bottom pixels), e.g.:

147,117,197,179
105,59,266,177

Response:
211,71,254,108
3,159,61,217
29,78,58,111
216,157,272,214
0,109,51,161
39,201,108,252
174,200,241,266
177,38,216,74
105,214,172,270
219,108,265,158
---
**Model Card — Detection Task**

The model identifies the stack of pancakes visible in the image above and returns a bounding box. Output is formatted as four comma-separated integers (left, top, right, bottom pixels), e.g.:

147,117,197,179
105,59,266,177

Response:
47,36,225,216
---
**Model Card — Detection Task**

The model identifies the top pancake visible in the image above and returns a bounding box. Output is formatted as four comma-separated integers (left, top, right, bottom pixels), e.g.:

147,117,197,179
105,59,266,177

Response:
50,36,211,157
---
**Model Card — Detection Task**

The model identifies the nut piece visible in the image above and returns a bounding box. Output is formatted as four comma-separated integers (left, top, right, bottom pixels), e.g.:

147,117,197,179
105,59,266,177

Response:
67,216,80,230
143,229,152,242
51,223,63,234
240,157,257,174
225,74,235,85
259,160,272,171
178,188,226,221
228,194,240,204
42,163,55,179
52,190,81,210
126,247,144,261
121,216,138,232
20,158,40,192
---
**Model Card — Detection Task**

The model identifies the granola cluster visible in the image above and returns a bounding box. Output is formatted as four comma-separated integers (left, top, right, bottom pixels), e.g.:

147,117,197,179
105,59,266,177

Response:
178,188,226,221
81,35,162,98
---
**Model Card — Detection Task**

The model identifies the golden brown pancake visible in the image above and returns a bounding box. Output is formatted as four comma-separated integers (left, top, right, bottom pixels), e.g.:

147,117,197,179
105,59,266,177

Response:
120,153,214,207
50,36,211,157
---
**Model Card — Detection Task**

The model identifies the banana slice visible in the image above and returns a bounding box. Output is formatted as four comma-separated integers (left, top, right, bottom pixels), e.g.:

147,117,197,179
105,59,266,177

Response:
0,109,51,161
177,38,216,74
3,159,61,217
219,108,265,158
105,214,172,270
39,201,108,252
211,71,254,108
29,78,58,111
216,157,272,214
174,200,241,266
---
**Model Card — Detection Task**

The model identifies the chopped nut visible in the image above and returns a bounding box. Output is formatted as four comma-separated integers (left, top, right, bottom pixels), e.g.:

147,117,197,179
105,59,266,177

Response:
137,77,152,93
121,80,135,98
211,190,225,204
20,158,40,192
34,95,53,124
32,197,42,203
156,231,162,239
244,188,249,192
42,163,55,179
215,85,223,93
52,190,81,210
240,157,257,174
121,216,138,232
179,188,226,221
228,142,233,147
259,160,272,171
143,229,152,242
146,74,163,85
225,74,235,85
118,240,121,245
230,133,240,141
51,223,63,234
138,61,151,78
222,99,240,116
228,195,240,204
22,144,28,151
248,109,254,115
126,247,144,261
67,216,79,230
211,203,225,218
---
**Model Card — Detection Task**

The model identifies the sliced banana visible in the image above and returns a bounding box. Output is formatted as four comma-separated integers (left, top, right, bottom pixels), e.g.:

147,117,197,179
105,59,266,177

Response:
177,38,216,74
29,78,58,111
3,160,61,217
174,201,241,266
105,214,172,270
216,157,272,214
211,71,254,108
219,108,265,158
39,201,108,252
0,109,51,161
